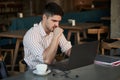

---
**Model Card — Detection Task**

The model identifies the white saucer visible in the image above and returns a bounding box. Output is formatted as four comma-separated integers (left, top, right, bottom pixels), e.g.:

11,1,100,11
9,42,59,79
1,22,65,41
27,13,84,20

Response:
33,69,51,76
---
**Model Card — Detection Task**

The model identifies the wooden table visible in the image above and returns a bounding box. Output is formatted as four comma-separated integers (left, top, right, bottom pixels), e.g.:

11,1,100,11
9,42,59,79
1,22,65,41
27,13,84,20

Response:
60,23,103,44
0,30,26,71
3,64,120,80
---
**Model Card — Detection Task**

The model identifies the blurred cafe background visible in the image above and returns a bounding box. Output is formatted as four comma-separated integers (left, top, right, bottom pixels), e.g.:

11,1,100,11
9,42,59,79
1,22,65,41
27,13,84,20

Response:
1,0,120,78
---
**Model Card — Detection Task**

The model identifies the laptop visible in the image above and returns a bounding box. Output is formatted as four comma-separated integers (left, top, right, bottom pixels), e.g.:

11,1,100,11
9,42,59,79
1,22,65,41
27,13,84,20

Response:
49,41,98,71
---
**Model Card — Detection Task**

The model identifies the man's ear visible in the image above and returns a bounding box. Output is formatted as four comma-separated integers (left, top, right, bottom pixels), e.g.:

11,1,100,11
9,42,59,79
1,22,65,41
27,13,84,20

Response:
42,14,46,20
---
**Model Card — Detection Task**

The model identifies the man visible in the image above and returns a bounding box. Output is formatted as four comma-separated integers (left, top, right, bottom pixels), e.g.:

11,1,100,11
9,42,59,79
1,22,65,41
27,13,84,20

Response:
23,2,72,69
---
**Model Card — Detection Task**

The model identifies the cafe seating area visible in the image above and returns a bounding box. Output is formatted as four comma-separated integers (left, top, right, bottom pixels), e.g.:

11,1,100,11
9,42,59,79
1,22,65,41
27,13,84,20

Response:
0,9,110,45
0,9,111,71
1,0,120,79
7,9,110,45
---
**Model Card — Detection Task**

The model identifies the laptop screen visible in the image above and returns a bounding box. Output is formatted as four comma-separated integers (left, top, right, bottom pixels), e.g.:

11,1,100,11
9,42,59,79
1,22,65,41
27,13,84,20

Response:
68,41,98,70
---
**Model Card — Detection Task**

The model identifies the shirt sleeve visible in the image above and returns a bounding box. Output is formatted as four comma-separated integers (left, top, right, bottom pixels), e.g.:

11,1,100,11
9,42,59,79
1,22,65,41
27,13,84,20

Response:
28,39,44,63
59,33,72,53
23,29,44,64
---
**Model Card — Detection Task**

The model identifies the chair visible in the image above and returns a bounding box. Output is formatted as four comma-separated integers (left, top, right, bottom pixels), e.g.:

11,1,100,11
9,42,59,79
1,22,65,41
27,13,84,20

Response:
0,44,14,67
81,25,109,53
101,39,119,55
87,26,109,41
0,43,24,68
19,59,27,72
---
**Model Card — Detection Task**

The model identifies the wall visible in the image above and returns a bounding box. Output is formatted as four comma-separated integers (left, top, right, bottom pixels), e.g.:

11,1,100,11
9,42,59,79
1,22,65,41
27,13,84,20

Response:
0,0,110,19
44,0,109,12
111,0,120,38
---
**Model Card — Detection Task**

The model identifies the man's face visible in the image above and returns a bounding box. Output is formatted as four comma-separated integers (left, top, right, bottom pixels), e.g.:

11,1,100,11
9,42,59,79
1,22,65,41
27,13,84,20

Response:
44,14,62,32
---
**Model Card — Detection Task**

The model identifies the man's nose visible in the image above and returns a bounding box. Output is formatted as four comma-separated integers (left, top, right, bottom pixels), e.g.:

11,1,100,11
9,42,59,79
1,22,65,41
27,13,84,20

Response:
55,22,59,27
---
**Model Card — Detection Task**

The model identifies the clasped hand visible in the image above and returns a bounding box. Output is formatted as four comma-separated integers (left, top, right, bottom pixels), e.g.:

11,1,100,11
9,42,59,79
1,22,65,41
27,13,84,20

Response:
53,27,63,38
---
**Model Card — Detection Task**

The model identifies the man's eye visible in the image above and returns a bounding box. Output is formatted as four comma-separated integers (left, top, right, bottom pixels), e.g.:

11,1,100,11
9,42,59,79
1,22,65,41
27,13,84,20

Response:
52,20,57,22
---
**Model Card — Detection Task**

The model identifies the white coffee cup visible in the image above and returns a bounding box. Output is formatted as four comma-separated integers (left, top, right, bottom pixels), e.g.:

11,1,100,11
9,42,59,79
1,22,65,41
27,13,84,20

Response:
18,12,23,18
68,19,76,26
72,20,75,26
36,64,48,74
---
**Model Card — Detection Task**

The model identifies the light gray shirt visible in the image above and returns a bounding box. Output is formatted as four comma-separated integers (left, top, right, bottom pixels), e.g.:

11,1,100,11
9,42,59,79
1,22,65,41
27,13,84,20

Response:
23,22,72,69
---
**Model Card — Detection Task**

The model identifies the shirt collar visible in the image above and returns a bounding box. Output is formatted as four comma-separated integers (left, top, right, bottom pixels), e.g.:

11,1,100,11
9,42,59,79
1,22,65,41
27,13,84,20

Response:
39,22,47,37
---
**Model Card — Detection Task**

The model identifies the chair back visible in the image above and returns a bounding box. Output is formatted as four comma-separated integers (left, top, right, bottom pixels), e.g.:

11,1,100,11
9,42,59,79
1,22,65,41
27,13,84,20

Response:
87,26,109,40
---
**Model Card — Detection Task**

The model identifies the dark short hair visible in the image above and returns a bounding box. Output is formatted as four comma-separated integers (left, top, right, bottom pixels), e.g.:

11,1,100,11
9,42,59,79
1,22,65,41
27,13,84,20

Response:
42,2,64,17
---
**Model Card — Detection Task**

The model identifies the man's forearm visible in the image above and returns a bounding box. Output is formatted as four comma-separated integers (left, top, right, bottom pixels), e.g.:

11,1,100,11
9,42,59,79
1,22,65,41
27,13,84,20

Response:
43,27,63,64
43,37,59,64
